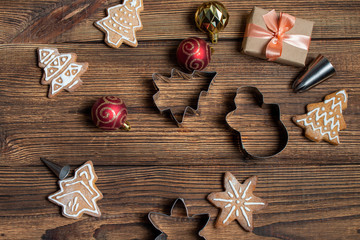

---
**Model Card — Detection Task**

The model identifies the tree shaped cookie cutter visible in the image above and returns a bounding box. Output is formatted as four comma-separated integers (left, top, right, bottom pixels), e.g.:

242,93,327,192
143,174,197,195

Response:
152,68,217,127
226,86,288,159
148,198,210,239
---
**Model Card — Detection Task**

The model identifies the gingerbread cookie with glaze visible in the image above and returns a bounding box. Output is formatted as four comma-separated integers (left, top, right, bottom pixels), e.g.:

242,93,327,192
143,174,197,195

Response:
38,48,88,98
48,161,103,219
207,172,267,231
95,0,144,48
292,89,348,145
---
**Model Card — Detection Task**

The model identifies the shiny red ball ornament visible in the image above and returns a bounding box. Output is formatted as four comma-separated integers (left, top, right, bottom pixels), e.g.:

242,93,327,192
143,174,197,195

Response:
176,37,211,72
91,96,130,131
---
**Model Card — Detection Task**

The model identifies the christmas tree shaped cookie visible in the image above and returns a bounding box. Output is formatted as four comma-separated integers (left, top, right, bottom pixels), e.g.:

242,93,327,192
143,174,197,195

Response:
95,0,144,48
48,161,103,219
293,89,348,145
38,48,88,98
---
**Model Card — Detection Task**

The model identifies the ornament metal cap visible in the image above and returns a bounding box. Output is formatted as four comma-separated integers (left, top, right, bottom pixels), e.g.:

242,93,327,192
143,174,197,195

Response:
293,54,336,93
41,158,70,180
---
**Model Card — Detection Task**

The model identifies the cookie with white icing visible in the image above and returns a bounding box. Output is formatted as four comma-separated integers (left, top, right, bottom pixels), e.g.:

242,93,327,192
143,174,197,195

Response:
292,89,347,145
207,172,267,231
48,161,103,219
95,0,144,48
38,48,88,98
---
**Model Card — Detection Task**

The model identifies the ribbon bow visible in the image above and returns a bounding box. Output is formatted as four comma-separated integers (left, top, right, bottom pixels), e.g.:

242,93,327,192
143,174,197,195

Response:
245,10,311,61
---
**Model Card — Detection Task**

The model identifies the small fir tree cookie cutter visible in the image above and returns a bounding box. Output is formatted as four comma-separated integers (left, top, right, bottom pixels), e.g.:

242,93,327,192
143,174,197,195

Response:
226,86,288,159
152,68,217,127
148,198,210,239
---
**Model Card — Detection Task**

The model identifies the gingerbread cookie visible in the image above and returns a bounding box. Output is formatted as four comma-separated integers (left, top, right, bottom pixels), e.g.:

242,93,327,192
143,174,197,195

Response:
292,89,347,145
38,48,88,98
207,172,267,231
48,161,103,219
95,0,144,48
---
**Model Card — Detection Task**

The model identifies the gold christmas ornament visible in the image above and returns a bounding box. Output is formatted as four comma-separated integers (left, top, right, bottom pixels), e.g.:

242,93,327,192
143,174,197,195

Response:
195,1,229,44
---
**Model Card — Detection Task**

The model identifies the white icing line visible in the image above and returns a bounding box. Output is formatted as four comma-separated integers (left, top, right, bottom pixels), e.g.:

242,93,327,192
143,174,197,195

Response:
80,171,89,179
336,90,347,103
72,196,78,212
236,209,239,217
55,190,93,208
212,198,233,203
111,16,131,29
67,80,80,90
44,54,56,65
223,205,235,224
65,180,94,195
44,54,72,82
324,96,343,113
240,206,251,227
245,206,251,211
51,63,83,95
241,181,252,199
244,202,265,206
245,196,252,201
75,203,79,212
124,4,134,12
227,191,233,198
39,49,55,64
229,180,239,198
225,203,231,208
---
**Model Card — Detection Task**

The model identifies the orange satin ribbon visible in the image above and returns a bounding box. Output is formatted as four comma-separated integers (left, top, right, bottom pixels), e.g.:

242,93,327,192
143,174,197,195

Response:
245,9,311,61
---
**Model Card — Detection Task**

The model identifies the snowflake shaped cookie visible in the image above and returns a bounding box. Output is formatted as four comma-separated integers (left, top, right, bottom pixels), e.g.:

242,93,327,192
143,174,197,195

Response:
48,161,103,219
95,0,144,48
207,172,267,231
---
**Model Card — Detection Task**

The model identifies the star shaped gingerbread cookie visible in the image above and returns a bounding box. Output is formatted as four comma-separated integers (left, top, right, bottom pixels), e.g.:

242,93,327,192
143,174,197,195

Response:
207,172,267,231
48,161,103,219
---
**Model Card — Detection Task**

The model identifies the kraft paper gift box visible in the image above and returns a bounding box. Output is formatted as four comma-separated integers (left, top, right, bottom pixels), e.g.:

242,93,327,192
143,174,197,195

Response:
242,6,314,67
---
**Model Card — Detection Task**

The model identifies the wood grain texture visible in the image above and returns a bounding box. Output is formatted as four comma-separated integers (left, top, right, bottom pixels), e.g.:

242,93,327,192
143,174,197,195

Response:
0,0,360,239
0,165,360,239
1,0,360,44
0,40,359,166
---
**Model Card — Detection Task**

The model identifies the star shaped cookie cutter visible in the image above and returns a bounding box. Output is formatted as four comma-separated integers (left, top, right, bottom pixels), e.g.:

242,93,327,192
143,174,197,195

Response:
152,68,217,127
148,198,210,239
226,86,288,159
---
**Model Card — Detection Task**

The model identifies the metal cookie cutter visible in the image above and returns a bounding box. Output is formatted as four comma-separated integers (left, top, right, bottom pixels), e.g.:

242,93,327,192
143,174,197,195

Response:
225,86,288,159
152,68,217,127
148,198,210,239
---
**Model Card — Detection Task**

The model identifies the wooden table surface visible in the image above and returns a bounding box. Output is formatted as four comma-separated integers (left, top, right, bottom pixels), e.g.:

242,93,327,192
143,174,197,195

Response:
1,0,359,239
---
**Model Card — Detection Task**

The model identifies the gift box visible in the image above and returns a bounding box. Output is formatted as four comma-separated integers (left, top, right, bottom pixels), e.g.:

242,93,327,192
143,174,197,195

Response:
242,7,314,67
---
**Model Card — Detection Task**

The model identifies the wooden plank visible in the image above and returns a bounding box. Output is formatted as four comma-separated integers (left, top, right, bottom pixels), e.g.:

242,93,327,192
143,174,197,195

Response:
0,165,359,239
0,40,359,167
1,0,360,44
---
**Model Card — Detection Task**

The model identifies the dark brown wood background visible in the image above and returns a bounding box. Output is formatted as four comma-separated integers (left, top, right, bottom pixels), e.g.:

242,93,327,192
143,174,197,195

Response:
0,0,359,239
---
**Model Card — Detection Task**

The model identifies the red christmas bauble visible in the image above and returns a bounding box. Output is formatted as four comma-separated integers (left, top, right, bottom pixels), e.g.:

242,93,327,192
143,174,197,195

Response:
176,37,211,72
91,96,130,131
